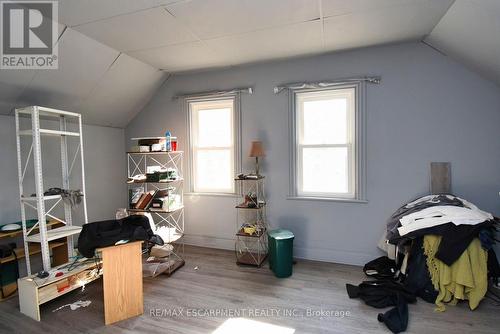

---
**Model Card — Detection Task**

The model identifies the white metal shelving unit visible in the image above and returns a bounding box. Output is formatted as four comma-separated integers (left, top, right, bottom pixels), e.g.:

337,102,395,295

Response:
15,106,88,275
127,150,185,275
235,176,268,267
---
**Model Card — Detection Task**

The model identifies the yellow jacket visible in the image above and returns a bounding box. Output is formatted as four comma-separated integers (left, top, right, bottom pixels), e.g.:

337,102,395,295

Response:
423,235,488,311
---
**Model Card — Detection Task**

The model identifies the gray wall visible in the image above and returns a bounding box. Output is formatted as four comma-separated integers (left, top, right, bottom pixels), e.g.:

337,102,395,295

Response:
126,42,500,265
0,114,127,226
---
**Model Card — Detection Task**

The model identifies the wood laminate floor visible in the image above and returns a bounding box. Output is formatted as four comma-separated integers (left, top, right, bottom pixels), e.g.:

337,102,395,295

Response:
0,245,498,334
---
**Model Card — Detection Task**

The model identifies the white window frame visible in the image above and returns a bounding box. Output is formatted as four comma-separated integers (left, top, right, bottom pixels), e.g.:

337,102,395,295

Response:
186,95,241,195
288,82,367,203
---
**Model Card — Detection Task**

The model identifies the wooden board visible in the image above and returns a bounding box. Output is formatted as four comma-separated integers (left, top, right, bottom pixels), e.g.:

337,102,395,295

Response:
0,220,64,240
38,271,101,304
18,277,40,321
0,281,18,301
99,241,143,325
430,162,451,194
0,241,66,264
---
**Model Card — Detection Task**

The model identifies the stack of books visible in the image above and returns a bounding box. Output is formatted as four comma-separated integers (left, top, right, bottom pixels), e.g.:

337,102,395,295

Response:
131,190,155,210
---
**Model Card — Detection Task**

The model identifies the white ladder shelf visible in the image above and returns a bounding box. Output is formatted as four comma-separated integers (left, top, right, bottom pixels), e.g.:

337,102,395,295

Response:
15,106,89,275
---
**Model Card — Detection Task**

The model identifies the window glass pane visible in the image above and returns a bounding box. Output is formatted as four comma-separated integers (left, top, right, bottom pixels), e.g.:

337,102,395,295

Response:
301,147,349,194
302,98,347,145
197,107,232,147
195,149,232,192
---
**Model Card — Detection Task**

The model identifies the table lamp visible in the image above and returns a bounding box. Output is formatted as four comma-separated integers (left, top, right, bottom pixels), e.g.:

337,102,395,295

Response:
249,141,265,176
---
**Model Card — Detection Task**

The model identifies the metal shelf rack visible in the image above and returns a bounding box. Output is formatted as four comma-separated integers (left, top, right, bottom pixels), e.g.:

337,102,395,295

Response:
235,176,268,267
15,106,88,275
126,150,185,276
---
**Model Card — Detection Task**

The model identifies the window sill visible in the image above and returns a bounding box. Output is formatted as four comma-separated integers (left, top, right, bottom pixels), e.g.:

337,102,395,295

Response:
287,196,368,204
186,192,239,198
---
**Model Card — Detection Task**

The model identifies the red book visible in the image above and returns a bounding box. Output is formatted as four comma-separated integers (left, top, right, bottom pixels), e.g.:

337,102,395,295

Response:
136,191,155,209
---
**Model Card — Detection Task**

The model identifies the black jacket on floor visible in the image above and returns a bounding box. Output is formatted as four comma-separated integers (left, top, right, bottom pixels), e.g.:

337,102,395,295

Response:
346,280,416,308
346,280,416,333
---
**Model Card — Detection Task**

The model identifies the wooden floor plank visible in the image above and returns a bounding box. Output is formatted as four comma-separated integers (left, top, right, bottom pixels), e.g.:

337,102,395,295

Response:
0,245,497,333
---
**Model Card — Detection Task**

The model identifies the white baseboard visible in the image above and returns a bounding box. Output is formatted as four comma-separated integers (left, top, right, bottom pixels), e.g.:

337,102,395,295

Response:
183,234,234,251
293,245,377,266
182,234,376,266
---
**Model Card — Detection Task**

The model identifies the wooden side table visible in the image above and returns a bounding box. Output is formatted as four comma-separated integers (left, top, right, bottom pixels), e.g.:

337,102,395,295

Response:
98,241,143,325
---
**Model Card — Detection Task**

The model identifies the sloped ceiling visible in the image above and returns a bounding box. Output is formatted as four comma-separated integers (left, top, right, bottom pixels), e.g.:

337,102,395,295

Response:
63,0,454,72
1,0,499,128
424,0,500,87
0,2,167,128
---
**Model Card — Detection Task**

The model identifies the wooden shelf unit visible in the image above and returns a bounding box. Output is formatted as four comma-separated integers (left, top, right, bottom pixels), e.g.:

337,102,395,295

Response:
0,241,66,265
0,221,69,301
128,205,184,214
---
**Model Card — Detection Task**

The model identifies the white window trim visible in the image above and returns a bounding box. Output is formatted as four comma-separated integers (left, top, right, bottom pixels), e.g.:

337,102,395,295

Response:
288,82,367,203
185,94,242,196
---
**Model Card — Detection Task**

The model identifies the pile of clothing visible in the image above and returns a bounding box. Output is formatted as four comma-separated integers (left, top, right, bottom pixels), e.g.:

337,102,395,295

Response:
347,194,499,333
78,215,164,258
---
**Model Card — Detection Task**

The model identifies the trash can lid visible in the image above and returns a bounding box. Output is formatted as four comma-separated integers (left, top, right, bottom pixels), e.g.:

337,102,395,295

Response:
268,229,294,240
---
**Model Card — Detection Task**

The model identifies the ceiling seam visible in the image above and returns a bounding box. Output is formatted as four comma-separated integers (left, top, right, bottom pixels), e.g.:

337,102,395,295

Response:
420,40,448,56
123,73,172,128
162,6,225,68
422,0,457,42
125,16,323,54
71,5,165,28
163,7,203,43
11,24,70,113
73,52,123,112
68,0,190,27
163,3,322,44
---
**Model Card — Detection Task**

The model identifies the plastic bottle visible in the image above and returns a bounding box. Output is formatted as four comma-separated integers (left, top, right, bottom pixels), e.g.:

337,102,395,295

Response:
165,131,172,151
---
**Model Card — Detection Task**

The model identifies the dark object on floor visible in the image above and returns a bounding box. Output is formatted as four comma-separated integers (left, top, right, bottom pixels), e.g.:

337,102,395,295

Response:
347,280,414,333
488,249,500,283
346,280,416,308
78,215,164,258
363,256,397,279
378,294,409,334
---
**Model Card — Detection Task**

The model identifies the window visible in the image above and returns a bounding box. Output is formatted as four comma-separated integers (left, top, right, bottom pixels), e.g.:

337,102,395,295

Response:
188,97,238,194
291,84,366,201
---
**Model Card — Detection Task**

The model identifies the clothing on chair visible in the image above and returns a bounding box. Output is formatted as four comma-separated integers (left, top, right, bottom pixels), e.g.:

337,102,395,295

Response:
77,215,163,258
423,235,488,311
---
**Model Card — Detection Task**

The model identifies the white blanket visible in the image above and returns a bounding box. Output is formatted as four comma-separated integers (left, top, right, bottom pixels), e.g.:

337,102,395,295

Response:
398,204,493,236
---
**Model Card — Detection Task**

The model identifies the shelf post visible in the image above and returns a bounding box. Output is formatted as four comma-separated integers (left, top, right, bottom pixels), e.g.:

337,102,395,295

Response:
60,115,74,257
78,114,89,226
15,110,32,275
31,106,51,271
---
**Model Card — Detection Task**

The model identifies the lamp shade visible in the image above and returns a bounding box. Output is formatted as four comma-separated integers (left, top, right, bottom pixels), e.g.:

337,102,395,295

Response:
249,141,265,157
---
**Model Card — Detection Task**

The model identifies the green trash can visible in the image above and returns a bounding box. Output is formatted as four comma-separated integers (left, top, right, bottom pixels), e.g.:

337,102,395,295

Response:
268,229,294,278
